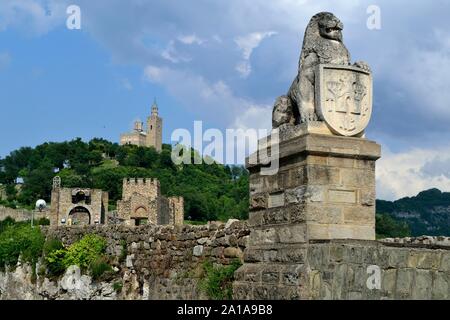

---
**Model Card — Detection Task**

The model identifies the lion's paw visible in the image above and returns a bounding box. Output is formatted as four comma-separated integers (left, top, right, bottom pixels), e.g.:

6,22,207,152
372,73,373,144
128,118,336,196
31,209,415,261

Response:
354,61,371,73
300,111,319,123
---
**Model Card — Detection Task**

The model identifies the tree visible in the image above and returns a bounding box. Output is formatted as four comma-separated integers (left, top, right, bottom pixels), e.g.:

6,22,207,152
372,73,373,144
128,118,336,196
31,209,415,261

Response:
376,213,411,239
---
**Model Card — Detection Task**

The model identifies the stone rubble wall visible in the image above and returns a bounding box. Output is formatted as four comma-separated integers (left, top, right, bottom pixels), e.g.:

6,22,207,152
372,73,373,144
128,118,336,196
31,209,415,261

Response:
0,220,250,300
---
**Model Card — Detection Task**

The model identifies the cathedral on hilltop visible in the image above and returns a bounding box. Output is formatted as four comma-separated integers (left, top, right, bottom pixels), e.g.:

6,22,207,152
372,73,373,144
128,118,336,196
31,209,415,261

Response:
120,100,162,152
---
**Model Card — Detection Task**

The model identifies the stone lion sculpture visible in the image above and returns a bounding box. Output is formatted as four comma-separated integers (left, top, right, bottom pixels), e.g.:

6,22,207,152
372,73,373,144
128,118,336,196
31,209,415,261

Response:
273,12,371,128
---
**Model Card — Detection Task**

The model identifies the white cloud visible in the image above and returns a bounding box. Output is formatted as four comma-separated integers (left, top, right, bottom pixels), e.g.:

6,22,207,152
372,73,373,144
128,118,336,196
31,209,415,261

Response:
144,64,271,127
0,0,68,35
234,31,277,77
232,104,272,131
177,34,205,45
376,146,450,201
161,40,191,63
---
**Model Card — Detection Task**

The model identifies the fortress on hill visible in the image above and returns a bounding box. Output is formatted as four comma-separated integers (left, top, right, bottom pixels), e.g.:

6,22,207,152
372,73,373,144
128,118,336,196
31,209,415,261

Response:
119,100,163,152
49,100,183,227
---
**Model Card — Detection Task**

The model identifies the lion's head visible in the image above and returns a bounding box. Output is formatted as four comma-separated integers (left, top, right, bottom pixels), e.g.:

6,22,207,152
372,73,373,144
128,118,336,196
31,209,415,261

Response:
302,12,345,53
318,12,344,42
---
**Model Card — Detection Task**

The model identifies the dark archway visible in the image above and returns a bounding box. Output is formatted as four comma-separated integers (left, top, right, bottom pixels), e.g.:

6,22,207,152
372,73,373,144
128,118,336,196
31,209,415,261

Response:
68,206,91,225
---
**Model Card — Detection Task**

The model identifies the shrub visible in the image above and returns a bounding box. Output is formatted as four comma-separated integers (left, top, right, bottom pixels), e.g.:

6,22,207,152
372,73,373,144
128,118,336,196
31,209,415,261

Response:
119,239,127,263
0,216,16,233
199,259,242,300
46,249,67,276
0,222,44,271
44,238,67,277
90,257,113,281
63,234,107,270
36,217,50,226
113,281,123,292
43,238,64,256
43,234,111,278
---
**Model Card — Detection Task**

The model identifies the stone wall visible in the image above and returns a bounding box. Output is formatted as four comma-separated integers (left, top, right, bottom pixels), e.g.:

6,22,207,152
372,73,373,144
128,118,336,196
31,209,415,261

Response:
0,220,250,300
233,238,450,300
2,218,450,300
0,206,48,222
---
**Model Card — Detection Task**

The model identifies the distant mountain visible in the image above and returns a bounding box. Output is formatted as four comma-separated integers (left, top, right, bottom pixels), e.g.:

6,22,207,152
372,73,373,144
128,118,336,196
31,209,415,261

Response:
376,189,450,236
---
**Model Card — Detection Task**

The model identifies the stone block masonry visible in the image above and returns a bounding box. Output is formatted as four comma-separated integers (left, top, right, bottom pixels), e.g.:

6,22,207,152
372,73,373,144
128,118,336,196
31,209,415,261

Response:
233,239,450,300
247,131,381,243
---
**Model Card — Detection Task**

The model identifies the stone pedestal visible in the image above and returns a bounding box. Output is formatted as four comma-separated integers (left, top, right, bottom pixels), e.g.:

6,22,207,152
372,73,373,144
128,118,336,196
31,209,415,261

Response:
247,124,380,243
233,124,381,299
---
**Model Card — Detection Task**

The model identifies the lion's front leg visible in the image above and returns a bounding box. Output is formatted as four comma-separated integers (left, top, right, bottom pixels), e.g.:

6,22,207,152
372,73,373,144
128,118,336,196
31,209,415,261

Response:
298,74,318,123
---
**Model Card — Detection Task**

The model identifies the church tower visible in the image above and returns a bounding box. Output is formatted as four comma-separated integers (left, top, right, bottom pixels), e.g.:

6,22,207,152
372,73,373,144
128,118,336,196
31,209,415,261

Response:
146,99,162,152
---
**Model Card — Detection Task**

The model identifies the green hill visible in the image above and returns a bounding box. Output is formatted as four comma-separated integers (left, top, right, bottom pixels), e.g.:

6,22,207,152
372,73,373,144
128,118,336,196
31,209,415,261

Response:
0,138,249,222
376,189,450,236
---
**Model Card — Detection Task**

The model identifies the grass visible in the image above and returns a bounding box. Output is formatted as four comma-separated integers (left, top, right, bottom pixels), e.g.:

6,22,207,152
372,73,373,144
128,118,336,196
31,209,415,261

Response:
199,259,242,300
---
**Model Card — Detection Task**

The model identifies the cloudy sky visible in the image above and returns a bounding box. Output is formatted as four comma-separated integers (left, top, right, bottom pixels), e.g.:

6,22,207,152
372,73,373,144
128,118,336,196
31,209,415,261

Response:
0,0,449,200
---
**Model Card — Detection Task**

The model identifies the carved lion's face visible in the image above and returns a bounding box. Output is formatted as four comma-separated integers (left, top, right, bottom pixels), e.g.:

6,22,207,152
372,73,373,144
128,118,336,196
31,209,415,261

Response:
318,14,344,42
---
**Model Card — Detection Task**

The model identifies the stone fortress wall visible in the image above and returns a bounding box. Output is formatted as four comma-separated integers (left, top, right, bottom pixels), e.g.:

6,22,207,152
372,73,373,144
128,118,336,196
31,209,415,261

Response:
0,206,48,222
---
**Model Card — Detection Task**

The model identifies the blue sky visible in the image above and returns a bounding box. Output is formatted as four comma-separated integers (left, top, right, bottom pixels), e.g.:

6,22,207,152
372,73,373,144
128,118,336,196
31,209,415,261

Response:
0,0,450,200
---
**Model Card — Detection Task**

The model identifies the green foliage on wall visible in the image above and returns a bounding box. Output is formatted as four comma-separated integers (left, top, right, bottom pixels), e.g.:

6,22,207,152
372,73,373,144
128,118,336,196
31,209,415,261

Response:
45,234,110,278
199,259,242,300
0,219,45,271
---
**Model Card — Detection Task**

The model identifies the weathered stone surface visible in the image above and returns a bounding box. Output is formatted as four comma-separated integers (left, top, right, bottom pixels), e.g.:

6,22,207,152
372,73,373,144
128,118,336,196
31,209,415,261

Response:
250,194,267,211
432,272,449,300
193,245,204,257
278,225,307,244
412,270,432,299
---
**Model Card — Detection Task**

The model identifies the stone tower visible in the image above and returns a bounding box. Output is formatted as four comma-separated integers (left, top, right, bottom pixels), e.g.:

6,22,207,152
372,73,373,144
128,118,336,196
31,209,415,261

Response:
146,100,162,152
116,178,184,226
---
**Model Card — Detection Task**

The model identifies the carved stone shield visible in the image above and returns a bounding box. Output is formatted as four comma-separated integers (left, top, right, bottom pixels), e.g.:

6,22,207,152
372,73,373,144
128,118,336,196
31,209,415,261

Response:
316,64,373,137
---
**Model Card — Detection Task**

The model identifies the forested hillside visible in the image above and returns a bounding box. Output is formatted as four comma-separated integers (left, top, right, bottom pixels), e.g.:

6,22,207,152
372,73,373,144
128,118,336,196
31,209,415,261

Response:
376,189,450,236
0,138,249,222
